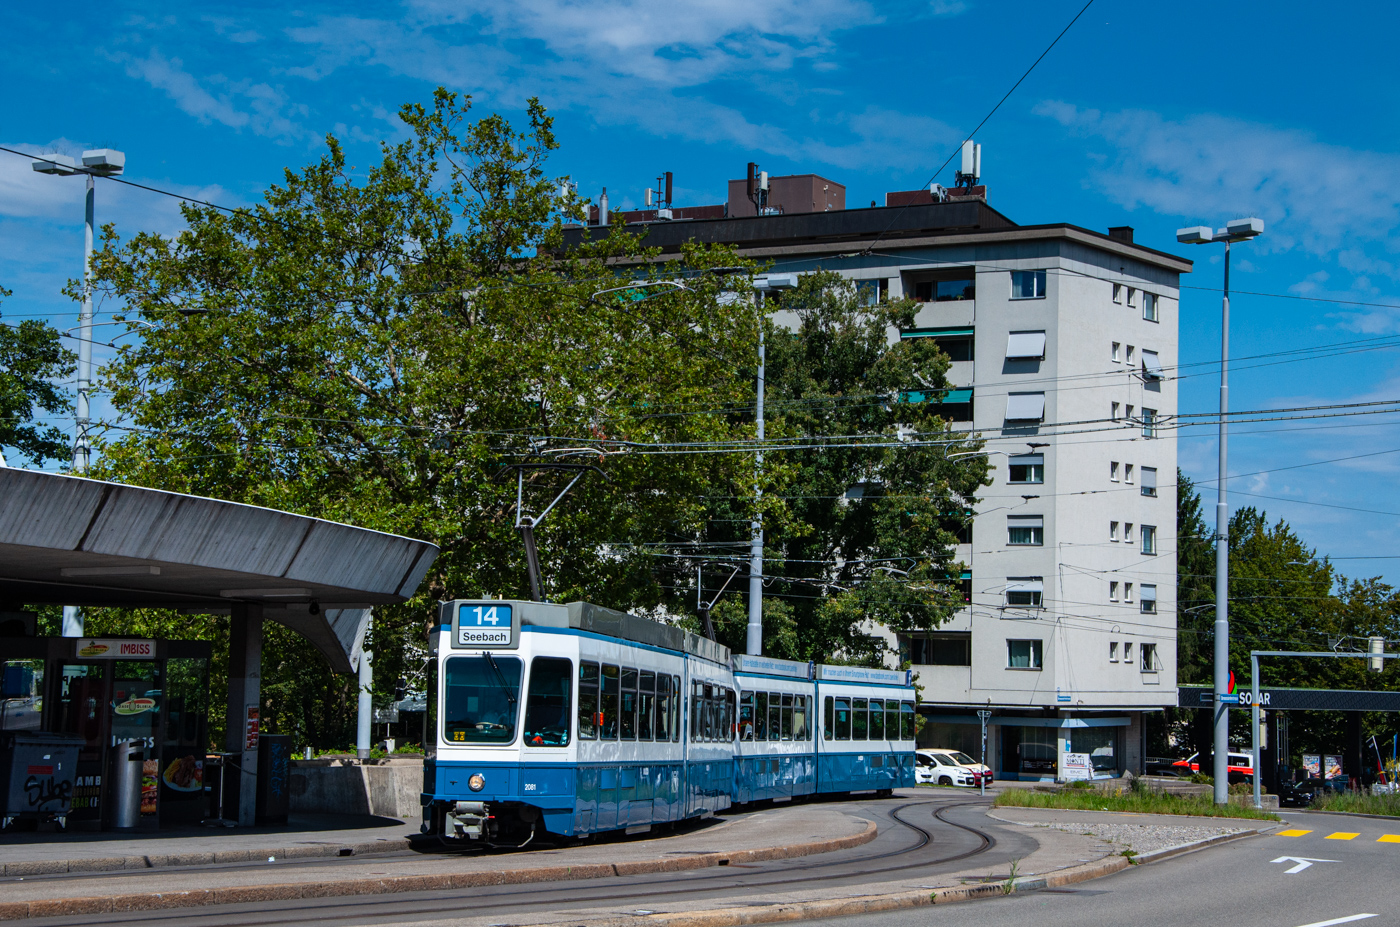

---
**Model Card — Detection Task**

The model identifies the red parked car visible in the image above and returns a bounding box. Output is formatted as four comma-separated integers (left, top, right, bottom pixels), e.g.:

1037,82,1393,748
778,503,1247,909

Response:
1173,751,1255,783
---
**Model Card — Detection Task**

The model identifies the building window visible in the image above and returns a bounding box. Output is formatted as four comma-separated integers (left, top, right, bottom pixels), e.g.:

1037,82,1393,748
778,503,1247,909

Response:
1112,342,1121,362
1010,270,1047,299
1143,292,1158,322
1125,583,1134,603
1007,639,1043,669
1141,642,1158,671
1007,515,1044,546
1006,331,1047,360
1126,404,1135,424
1141,467,1157,497
1125,522,1134,544
1141,584,1158,614
1110,640,1119,661
912,277,975,303
1008,454,1044,484
1141,525,1157,555
1112,283,1123,304
1142,408,1158,438
1109,581,1119,602
1126,345,1135,365
1110,461,1120,482
1127,287,1137,307
1142,350,1164,380
1125,463,1134,485
856,279,889,307
1006,577,1044,608
1109,521,1118,542
1124,641,1134,662
1111,401,1120,421
904,633,971,666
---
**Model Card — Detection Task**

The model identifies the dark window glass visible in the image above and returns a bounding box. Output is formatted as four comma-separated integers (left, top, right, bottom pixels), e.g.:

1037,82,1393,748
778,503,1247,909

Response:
793,695,808,741
781,693,793,741
443,655,521,744
672,675,681,742
524,656,572,747
824,696,834,741
601,664,619,739
740,692,755,741
886,701,899,738
1011,270,1046,299
901,702,916,740
768,691,781,742
852,698,868,740
936,336,973,362
638,670,655,741
868,699,884,740
835,698,851,741
654,673,670,742
756,691,769,740
577,662,598,740
620,668,638,740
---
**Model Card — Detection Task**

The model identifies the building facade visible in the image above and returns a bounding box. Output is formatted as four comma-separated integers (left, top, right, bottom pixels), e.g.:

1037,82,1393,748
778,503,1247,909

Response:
563,189,1191,780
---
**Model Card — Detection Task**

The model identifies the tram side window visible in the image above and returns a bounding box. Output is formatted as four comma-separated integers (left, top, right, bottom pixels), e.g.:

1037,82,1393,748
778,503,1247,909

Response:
886,701,899,741
869,698,884,740
901,701,916,740
793,695,808,741
601,665,620,740
834,698,852,741
767,691,781,742
524,657,573,747
780,693,793,740
672,675,681,742
823,696,834,741
657,674,672,742
852,698,868,740
727,689,737,741
740,692,756,741
690,681,701,742
577,662,599,740
638,671,655,740
621,668,638,740
756,692,769,740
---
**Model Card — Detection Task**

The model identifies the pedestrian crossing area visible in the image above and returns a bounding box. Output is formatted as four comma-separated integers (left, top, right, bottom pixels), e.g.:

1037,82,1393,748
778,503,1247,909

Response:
1276,829,1398,842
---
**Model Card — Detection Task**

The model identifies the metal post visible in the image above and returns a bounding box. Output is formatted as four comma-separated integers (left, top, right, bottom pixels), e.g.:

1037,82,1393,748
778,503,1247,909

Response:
1213,240,1232,805
357,627,374,760
1252,653,1261,809
978,709,992,797
747,291,765,656
76,172,94,475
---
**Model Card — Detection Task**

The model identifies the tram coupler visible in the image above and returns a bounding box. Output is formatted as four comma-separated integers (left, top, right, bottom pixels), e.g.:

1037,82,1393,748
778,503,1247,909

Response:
446,800,489,839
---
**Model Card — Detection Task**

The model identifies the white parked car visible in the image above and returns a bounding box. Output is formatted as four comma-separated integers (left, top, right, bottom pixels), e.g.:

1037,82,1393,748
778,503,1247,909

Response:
916,749,983,787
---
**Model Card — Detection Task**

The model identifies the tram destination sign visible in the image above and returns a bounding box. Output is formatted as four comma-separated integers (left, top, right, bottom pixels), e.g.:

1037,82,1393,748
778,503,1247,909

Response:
449,601,520,650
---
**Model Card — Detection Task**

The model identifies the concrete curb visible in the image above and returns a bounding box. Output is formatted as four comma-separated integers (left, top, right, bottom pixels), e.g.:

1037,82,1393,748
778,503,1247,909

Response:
0,820,878,921
1288,808,1400,823
0,836,412,878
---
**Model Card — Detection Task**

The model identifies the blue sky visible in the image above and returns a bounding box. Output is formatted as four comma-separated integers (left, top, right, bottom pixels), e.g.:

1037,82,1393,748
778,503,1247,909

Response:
4,0,1400,582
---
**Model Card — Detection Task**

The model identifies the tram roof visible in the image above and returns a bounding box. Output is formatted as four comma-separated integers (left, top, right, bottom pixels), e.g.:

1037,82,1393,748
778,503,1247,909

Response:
503,599,731,665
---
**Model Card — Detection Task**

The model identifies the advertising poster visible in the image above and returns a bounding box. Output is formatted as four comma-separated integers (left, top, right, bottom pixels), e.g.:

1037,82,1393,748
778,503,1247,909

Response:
1325,755,1343,779
1302,754,1321,777
1061,752,1094,781
140,758,160,815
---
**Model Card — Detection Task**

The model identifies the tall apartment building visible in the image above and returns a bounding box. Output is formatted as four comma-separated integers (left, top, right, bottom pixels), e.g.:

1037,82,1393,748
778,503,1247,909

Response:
563,179,1192,780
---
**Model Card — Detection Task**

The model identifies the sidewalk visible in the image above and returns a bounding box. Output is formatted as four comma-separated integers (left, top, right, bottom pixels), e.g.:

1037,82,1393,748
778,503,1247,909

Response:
0,813,414,875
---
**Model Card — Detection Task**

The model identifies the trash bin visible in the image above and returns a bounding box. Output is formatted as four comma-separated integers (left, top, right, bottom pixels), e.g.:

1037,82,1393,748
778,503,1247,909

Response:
110,740,145,830
1,732,85,827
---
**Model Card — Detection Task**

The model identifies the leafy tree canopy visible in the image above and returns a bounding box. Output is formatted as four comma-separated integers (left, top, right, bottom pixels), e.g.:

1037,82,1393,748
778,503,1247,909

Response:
0,286,76,467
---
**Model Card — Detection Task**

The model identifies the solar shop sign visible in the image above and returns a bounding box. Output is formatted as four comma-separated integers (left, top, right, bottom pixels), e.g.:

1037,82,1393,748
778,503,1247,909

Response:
76,639,155,659
1179,684,1400,712
451,602,519,650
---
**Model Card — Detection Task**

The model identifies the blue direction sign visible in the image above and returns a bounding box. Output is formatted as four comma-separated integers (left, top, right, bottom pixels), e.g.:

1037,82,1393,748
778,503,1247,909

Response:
1217,692,1240,704
452,602,519,649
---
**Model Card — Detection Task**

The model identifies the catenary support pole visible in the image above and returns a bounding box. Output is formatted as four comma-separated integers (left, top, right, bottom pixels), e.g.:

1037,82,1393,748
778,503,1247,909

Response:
60,175,98,641
1214,239,1232,805
747,291,765,656
226,602,263,826
1252,653,1261,809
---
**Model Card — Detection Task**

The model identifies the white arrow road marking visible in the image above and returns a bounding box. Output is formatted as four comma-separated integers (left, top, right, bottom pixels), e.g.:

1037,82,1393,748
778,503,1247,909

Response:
1294,915,1376,927
1271,856,1338,874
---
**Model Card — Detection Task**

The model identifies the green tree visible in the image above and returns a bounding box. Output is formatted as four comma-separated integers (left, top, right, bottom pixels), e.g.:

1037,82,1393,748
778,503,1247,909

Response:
675,271,988,664
0,286,76,467
82,90,760,746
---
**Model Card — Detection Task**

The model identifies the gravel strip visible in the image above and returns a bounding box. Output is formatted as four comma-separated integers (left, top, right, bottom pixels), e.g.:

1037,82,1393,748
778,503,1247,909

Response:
1027,822,1248,855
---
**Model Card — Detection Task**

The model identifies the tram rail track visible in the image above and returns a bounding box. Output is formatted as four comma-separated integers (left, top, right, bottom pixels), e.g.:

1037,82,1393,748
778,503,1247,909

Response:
19,797,1007,927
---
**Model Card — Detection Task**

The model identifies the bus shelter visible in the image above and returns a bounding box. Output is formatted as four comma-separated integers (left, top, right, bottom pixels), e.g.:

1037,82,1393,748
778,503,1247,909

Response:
0,468,438,829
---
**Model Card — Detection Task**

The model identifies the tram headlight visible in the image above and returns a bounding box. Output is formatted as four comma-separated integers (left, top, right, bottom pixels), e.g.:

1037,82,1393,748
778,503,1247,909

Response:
468,774,485,792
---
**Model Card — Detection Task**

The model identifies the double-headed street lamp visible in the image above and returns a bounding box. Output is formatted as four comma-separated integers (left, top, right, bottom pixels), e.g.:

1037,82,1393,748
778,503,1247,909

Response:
1177,216,1264,805
33,148,125,639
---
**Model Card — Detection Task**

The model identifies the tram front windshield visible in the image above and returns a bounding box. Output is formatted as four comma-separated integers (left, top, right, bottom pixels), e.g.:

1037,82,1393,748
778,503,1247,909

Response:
444,655,521,744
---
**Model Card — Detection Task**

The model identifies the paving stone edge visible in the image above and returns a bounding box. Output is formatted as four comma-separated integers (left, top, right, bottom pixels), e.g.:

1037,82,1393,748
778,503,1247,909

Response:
0,836,413,878
0,820,878,921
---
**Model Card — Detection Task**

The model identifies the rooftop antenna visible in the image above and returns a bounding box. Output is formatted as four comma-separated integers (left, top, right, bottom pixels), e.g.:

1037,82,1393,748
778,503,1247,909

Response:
646,171,674,219
955,139,981,188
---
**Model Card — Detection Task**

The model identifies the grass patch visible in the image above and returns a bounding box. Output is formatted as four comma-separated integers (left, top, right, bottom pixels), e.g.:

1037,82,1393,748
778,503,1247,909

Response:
1310,791,1400,816
994,788,1279,820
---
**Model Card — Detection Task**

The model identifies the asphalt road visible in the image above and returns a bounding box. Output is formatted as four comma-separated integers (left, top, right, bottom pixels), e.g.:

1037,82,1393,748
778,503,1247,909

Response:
805,808,1400,927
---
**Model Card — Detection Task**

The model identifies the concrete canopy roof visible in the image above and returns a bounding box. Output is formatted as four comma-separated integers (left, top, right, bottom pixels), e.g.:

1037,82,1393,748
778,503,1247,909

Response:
0,468,440,673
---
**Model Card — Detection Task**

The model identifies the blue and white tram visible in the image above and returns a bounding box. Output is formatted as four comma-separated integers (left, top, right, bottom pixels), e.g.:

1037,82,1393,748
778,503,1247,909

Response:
422,599,915,846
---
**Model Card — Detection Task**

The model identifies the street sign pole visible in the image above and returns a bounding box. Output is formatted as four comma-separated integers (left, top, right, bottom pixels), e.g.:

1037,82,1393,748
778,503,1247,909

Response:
977,709,993,796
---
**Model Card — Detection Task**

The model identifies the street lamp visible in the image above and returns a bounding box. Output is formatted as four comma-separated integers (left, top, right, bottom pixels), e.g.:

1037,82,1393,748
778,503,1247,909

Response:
747,273,798,656
1177,216,1264,804
34,148,125,639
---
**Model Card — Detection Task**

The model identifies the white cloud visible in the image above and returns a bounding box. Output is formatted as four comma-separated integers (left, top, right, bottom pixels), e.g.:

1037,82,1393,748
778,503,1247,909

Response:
1033,101,1400,262
118,49,312,143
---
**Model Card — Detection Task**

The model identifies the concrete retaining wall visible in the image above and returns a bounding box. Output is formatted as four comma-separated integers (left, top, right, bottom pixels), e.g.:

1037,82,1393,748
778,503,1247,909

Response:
289,757,422,820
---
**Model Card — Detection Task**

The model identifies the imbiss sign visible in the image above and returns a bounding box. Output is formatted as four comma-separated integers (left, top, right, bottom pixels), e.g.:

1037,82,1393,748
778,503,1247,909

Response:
76,639,155,659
